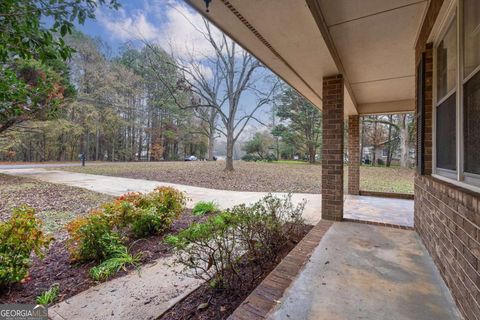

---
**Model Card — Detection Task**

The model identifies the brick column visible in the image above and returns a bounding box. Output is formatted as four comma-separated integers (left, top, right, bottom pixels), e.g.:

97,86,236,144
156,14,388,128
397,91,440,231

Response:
348,115,360,195
322,75,344,221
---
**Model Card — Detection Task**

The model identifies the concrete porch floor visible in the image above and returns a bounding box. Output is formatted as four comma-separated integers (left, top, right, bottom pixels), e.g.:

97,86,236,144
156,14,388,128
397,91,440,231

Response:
269,222,461,320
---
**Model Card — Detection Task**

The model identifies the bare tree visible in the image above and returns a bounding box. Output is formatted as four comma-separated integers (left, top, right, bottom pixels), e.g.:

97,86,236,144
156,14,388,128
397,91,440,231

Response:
145,19,275,171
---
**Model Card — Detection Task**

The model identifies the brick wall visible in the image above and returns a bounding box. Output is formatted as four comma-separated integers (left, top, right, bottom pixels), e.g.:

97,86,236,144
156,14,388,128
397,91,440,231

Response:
415,0,444,62
322,74,344,221
348,115,360,195
415,175,480,319
414,1,480,319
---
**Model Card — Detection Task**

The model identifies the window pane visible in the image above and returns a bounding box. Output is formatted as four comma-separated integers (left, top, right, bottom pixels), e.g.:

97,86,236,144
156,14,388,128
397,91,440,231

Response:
436,93,457,171
464,0,480,77
464,71,480,175
436,17,457,100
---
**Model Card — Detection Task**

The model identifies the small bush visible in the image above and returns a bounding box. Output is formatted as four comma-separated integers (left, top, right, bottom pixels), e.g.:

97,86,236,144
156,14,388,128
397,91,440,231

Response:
66,211,123,262
167,194,305,290
265,154,277,162
166,212,242,288
192,201,220,216
241,154,261,162
149,186,187,216
0,206,53,288
131,207,168,238
36,283,60,305
67,187,186,262
101,200,138,231
89,247,141,282
235,194,305,261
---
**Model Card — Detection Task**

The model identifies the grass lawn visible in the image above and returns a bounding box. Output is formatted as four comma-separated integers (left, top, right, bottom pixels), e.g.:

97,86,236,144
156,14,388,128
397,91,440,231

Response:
0,174,113,239
52,161,414,194
359,165,414,194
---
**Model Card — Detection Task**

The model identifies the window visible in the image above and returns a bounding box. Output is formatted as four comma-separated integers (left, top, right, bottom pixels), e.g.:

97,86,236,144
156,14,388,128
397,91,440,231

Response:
464,0,480,77
435,16,457,172
464,71,480,176
437,18,457,100
434,0,480,189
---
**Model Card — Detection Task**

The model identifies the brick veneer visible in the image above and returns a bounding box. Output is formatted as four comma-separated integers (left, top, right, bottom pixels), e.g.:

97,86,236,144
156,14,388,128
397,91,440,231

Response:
348,115,360,195
322,74,344,221
415,175,480,319
414,1,480,319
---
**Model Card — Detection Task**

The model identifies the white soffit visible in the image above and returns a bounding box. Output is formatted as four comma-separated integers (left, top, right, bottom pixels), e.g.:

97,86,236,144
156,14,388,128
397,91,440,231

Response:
186,0,353,113
319,0,428,107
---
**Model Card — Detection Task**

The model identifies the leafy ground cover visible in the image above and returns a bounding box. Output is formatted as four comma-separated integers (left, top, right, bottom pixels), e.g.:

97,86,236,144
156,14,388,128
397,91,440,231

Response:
54,161,414,194
0,174,113,239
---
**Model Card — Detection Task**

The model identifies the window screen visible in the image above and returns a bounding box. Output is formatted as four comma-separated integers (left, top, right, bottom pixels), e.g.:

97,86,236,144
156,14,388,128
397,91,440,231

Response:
436,93,457,171
464,71,480,175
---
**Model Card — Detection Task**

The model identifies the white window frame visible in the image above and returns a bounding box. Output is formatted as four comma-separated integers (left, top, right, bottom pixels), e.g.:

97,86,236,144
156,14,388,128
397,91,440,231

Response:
432,0,480,193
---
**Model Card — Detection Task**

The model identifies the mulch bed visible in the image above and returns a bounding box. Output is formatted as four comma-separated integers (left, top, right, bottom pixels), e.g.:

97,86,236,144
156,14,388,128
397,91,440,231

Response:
159,224,313,320
0,210,208,304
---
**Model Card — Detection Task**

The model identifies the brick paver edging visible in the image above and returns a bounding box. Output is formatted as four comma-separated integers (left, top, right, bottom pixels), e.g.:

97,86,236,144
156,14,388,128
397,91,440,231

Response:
228,220,334,320
343,218,414,230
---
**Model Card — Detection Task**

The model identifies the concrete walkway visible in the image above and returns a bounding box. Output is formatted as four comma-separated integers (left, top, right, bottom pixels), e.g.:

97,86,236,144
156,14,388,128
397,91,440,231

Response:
270,222,461,320
0,168,413,227
49,256,202,320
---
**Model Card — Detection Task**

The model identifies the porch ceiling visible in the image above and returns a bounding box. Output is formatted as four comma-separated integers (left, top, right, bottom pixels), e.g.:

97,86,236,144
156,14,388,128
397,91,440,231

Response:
185,0,428,115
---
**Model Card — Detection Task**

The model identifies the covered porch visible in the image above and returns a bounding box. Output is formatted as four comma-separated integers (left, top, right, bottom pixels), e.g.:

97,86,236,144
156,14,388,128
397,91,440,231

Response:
186,0,480,319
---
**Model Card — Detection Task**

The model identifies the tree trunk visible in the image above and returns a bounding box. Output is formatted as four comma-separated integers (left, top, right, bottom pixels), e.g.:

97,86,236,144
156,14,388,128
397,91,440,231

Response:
386,115,393,167
399,114,409,168
95,126,100,161
308,144,316,164
225,130,234,171
207,130,215,160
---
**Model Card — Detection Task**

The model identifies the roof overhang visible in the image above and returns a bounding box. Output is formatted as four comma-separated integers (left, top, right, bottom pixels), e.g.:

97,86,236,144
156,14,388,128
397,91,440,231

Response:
185,0,428,116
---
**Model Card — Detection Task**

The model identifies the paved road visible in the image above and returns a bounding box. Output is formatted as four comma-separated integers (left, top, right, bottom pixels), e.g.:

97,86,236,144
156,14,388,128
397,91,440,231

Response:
0,163,82,170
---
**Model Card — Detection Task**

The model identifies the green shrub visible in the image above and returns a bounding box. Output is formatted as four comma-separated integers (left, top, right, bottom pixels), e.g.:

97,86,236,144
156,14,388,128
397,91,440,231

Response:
36,283,60,305
67,187,186,262
112,188,186,238
148,186,187,216
241,154,261,162
0,206,53,288
89,247,141,281
101,200,138,231
66,211,124,262
131,207,167,238
166,194,305,290
192,201,220,216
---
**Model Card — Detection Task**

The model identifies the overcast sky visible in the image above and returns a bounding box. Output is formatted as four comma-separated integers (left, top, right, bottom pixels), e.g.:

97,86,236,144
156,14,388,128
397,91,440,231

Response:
75,0,276,144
